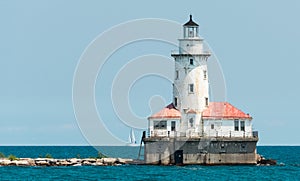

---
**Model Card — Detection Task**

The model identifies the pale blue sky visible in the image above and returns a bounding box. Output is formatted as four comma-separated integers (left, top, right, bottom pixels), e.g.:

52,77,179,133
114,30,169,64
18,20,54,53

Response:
0,0,300,145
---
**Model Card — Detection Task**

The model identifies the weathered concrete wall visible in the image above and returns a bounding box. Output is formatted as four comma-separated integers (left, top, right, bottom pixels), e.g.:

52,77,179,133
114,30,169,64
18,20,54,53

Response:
143,137,258,165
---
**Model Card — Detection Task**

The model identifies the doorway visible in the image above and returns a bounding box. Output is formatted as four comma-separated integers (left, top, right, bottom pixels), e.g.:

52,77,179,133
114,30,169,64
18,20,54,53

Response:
174,150,183,165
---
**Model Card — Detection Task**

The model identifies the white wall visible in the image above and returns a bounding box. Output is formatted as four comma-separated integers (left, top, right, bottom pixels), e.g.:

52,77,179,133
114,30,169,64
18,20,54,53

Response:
173,56,209,112
179,38,204,54
203,119,253,137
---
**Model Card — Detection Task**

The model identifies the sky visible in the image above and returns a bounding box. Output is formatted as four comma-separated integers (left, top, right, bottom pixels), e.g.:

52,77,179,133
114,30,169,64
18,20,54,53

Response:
0,0,300,145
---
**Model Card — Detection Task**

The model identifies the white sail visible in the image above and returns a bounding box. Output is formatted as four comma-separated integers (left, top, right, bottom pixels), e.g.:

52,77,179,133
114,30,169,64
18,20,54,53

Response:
127,128,138,146
130,129,136,144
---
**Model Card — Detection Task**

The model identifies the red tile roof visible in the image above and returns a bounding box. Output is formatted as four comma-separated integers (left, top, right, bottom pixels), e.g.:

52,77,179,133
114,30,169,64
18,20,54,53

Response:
202,102,252,119
148,103,181,119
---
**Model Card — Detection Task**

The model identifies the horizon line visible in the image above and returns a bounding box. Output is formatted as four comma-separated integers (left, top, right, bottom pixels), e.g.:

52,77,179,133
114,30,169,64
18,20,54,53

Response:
0,144,299,146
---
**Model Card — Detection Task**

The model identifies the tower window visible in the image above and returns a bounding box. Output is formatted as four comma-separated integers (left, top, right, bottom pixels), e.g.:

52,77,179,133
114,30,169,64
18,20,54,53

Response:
175,70,179,80
188,27,194,37
234,120,239,131
189,84,194,93
205,97,209,106
211,124,214,129
240,121,245,131
203,70,207,79
174,97,178,107
189,58,194,65
189,118,194,127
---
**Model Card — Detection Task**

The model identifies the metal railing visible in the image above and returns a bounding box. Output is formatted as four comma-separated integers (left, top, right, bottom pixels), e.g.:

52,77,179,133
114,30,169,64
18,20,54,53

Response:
147,130,259,139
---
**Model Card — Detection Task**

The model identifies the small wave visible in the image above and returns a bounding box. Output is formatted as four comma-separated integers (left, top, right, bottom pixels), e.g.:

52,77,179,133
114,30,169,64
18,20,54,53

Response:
179,166,203,170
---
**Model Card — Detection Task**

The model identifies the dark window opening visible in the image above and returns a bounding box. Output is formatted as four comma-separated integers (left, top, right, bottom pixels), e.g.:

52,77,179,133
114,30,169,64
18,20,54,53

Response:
189,84,194,93
211,124,214,129
240,121,245,131
189,58,194,65
171,121,176,131
154,121,167,130
234,120,239,131
189,118,194,127
203,70,207,79
175,70,179,80
174,97,178,107
205,97,209,106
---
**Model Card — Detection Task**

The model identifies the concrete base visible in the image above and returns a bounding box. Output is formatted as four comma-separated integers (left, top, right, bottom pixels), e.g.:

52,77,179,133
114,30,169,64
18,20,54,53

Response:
143,137,258,165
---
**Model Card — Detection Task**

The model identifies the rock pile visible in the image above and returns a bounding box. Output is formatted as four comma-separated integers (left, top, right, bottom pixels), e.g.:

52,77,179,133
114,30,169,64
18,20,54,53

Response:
256,154,277,165
0,157,134,166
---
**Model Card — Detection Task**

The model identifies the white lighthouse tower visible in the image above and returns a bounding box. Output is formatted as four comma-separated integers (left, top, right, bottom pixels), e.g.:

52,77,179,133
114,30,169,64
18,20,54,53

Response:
171,15,210,136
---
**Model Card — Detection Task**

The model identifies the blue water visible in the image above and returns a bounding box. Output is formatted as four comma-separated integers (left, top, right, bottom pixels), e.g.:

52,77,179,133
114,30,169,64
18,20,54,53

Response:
0,146,299,180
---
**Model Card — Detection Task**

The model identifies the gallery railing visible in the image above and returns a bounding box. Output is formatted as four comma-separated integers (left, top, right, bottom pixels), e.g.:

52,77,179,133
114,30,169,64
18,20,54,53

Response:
147,130,259,139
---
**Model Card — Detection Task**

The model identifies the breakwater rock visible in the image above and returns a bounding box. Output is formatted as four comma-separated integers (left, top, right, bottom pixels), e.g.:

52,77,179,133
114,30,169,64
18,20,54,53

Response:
0,157,135,166
256,154,277,166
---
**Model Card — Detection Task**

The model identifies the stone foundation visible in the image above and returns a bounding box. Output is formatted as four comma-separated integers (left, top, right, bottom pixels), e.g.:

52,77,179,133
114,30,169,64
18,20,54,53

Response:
143,137,259,165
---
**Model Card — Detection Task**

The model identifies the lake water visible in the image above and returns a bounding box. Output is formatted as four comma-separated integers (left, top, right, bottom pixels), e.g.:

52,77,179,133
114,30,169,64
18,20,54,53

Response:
0,146,299,180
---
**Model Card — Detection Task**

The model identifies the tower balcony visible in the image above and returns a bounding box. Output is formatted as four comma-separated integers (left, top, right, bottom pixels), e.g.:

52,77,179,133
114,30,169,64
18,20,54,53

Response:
171,50,211,57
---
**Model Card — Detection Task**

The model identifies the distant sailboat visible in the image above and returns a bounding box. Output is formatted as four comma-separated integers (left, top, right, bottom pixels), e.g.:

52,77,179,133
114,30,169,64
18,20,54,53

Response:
127,129,138,146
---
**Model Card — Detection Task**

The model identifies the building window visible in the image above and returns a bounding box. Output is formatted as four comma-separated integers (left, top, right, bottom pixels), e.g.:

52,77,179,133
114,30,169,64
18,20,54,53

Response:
189,84,194,93
189,58,194,65
205,97,209,106
203,70,207,79
189,118,194,127
175,70,179,80
211,124,214,129
240,121,245,131
171,121,176,131
154,121,167,130
234,120,239,131
154,121,159,129
174,97,178,107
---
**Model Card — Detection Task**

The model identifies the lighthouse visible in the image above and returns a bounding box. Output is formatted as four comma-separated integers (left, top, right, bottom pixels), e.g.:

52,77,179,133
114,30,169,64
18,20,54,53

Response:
143,15,259,165
172,15,210,137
